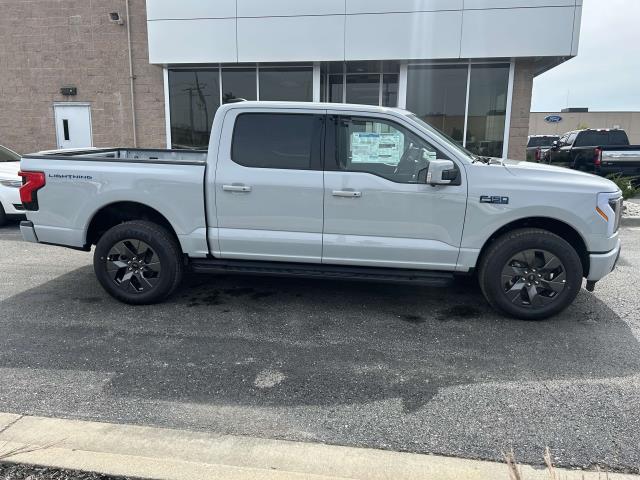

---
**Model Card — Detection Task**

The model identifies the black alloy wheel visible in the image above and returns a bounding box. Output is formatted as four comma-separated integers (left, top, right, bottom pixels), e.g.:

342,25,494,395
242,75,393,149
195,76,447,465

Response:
501,249,567,309
94,221,183,305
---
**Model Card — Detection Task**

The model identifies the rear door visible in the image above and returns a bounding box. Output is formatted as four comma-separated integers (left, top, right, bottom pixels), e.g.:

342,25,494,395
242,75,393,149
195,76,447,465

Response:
213,108,325,263
322,112,467,270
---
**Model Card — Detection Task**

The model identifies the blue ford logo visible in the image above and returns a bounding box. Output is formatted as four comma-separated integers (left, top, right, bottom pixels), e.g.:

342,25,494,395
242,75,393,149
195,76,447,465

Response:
545,115,563,123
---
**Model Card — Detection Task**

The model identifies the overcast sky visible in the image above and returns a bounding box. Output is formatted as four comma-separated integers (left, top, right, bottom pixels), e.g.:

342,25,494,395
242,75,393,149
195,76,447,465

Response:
531,0,640,112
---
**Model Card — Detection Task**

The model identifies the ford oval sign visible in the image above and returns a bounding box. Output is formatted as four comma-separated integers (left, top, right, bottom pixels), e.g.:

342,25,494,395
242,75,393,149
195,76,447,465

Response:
545,115,563,123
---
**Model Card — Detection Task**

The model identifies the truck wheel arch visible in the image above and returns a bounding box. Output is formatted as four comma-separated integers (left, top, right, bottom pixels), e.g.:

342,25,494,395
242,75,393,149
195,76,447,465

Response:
477,217,589,277
85,201,181,251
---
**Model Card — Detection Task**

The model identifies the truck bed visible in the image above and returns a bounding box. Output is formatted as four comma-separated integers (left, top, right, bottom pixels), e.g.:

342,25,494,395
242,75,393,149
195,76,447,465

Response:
19,147,209,256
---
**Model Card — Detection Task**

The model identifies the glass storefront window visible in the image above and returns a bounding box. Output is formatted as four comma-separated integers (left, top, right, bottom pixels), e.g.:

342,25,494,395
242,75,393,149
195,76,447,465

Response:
168,69,220,150
382,74,398,108
328,74,344,103
169,64,314,148
168,62,512,156
259,67,313,102
346,74,380,106
465,64,510,158
323,62,400,107
406,65,468,144
222,68,256,103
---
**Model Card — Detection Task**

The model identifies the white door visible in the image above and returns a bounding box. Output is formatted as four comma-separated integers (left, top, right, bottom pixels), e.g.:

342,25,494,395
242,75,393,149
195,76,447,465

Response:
322,113,467,270
53,104,93,150
213,109,325,263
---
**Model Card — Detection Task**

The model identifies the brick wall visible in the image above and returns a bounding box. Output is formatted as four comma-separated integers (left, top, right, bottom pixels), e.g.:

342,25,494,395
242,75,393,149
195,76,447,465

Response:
0,0,165,154
507,59,536,160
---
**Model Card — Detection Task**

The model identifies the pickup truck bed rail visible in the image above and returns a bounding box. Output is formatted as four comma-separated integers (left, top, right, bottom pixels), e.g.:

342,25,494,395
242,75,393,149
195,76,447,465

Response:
22,148,207,166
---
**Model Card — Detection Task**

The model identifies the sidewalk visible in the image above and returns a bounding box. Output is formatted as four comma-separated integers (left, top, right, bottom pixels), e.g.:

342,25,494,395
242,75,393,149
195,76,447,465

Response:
1,413,638,480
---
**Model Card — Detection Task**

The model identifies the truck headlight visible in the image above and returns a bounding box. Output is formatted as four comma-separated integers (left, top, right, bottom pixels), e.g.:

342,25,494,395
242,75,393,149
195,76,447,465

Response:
596,192,623,235
0,179,22,188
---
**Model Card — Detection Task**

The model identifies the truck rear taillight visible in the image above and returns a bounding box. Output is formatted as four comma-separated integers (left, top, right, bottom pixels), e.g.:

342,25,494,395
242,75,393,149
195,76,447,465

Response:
18,171,46,211
594,147,602,168
535,147,541,162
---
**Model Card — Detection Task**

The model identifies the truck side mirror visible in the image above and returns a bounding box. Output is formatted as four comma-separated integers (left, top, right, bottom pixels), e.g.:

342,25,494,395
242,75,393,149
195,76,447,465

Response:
427,160,456,185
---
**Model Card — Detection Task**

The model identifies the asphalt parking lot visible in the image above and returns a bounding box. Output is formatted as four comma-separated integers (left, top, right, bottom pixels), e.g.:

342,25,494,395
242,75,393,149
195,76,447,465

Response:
1,222,639,473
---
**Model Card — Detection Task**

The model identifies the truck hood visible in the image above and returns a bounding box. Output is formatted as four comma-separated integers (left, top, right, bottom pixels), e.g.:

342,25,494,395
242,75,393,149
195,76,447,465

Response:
0,160,20,180
501,159,620,194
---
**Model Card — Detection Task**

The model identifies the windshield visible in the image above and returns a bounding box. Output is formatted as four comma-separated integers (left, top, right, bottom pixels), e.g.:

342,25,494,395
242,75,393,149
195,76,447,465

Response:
528,136,559,148
406,114,476,162
0,145,20,162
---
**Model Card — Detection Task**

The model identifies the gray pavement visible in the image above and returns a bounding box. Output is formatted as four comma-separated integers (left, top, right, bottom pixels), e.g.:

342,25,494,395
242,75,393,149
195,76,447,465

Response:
0,221,639,473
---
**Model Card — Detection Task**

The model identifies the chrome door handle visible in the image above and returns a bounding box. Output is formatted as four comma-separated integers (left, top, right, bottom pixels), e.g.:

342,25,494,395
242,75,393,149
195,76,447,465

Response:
223,184,252,193
332,190,362,198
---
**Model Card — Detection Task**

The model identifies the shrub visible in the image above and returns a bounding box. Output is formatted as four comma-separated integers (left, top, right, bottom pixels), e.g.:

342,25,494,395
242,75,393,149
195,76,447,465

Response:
607,174,639,200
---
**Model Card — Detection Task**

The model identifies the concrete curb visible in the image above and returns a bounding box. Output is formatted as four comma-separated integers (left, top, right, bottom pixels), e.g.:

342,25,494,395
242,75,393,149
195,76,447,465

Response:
621,216,640,227
0,413,638,480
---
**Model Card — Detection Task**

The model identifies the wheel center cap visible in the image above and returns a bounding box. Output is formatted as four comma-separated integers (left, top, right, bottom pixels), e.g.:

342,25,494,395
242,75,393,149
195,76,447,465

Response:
528,274,536,282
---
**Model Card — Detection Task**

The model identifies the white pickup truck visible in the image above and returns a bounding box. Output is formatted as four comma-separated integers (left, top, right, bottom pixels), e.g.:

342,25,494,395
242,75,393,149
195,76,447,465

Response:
19,102,623,320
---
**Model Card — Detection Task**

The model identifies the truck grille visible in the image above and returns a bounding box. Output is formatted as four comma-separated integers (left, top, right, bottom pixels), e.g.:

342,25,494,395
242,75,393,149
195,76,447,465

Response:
609,197,623,233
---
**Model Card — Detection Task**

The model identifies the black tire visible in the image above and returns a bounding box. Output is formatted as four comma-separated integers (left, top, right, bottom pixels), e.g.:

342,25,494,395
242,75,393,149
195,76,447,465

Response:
0,203,6,227
93,221,183,305
478,228,583,320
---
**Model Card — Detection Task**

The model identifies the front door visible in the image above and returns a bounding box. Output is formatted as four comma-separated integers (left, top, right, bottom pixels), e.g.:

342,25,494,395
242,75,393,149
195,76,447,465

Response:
322,113,467,270
53,103,93,150
214,109,325,263
547,132,575,167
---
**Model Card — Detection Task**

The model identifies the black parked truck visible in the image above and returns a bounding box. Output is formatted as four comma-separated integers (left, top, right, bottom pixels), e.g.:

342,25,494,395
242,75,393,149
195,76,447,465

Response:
544,129,640,177
526,135,560,162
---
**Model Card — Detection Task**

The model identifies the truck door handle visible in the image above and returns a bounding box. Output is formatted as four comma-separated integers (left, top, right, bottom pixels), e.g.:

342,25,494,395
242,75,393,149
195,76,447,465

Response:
332,190,362,198
223,184,252,193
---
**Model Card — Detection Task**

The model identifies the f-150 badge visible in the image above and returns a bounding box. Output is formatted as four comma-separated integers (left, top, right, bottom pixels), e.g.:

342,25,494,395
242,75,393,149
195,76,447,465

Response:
480,196,509,205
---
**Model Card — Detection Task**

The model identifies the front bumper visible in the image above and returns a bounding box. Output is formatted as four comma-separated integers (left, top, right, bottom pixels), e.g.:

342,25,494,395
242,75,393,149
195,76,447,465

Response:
20,220,39,244
587,239,621,282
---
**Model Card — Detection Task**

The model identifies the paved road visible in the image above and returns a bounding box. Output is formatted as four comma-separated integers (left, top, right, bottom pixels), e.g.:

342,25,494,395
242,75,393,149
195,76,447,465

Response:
1,222,639,473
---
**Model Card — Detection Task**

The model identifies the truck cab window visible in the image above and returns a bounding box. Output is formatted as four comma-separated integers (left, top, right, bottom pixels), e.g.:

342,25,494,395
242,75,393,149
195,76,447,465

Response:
231,113,322,170
335,117,448,183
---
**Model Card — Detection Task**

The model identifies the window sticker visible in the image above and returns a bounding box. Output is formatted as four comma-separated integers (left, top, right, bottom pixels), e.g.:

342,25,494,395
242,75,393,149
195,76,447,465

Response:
350,132,403,164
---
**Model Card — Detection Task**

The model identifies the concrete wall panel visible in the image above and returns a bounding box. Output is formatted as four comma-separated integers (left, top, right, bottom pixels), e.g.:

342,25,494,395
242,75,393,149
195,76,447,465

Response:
345,11,462,61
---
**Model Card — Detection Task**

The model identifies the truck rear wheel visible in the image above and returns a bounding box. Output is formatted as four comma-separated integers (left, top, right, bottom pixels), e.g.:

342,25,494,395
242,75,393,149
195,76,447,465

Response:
0,203,6,227
478,228,583,320
94,221,183,305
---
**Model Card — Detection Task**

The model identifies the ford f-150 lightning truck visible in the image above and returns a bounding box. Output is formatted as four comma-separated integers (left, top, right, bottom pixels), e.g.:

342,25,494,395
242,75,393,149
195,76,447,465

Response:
19,102,623,320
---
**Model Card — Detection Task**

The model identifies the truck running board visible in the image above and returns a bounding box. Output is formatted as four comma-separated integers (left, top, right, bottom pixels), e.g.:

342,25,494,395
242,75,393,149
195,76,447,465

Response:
189,259,455,287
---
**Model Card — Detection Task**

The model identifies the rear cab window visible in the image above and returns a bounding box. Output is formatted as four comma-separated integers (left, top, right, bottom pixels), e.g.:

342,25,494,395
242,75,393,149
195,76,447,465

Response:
527,137,559,148
231,113,323,170
575,130,630,147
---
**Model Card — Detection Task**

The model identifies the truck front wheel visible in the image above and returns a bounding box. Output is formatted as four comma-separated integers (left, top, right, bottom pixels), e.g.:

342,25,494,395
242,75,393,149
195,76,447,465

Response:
478,228,583,320
93,221,183,305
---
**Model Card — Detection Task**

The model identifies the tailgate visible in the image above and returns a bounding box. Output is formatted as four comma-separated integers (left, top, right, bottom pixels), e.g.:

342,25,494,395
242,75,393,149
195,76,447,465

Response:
600,149,640,176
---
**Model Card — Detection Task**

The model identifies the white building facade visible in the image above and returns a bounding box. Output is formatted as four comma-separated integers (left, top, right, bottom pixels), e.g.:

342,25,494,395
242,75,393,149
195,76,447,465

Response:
146,0,583,159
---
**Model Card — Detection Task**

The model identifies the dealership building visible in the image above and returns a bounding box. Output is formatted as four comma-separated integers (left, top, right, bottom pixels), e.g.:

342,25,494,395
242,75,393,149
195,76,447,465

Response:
530,109,640,144
1,0,583,160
